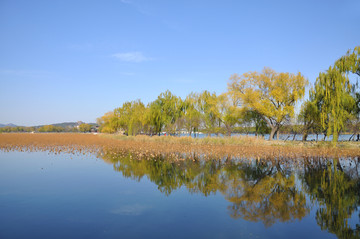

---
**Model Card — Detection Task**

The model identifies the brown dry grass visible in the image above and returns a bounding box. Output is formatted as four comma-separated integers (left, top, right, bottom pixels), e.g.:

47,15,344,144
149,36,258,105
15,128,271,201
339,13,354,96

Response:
0,133,359,160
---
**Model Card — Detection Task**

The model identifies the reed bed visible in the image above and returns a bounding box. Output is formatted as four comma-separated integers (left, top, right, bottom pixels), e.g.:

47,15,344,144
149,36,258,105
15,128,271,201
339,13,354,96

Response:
104,134,267,146
0,133,359,161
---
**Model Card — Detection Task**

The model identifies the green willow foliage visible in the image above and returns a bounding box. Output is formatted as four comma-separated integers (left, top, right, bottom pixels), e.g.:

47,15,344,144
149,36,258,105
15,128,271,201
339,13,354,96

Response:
335,46,360,77
114,99,145,136
312,46,360,142
312,67,354,142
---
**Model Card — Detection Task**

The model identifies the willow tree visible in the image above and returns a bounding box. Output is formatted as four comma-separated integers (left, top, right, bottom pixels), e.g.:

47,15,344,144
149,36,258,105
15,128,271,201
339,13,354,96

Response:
183,92,201,136
298,46,359,142
97,111,121,133
147,100,163,135
148,90,183,135
348,82,360,141
218,93,240,136
313,66,354,142
78,123,92,133
228,67,308,140
335,46,360,76
114,99,146,135
198,91,221,136
298,98,321,141
336,46,360,140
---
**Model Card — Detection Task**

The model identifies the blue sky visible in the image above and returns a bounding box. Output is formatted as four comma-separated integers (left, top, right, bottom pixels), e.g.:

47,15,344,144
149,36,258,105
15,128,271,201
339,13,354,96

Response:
0,0,359,126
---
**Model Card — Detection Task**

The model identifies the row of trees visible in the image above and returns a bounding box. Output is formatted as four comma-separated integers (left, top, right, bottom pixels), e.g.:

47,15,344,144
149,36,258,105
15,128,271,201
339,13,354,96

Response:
0,123,94,133
98,46,360,142
0,126,36,133
97,90,270,137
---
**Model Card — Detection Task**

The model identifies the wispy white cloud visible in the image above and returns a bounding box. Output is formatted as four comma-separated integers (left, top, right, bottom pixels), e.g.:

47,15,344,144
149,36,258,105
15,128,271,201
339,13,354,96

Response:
112,52,153,62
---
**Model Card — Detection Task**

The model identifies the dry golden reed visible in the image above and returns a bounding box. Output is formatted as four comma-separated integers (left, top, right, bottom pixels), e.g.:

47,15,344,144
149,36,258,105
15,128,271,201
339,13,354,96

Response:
0,133,359,161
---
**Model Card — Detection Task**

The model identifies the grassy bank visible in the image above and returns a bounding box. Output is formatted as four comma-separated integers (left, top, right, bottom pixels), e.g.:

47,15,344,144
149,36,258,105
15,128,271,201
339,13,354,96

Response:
0,133,359,160
101,134,267,146
100,133,360,149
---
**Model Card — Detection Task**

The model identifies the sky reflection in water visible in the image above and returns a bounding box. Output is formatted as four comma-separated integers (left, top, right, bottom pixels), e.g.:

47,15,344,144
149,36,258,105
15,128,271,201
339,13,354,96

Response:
0,151,359,239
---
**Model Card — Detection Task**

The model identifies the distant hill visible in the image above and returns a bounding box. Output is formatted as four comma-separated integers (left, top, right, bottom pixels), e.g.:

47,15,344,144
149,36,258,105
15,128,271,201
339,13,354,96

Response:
50,122,82,128
0,123,17,128
0,122,97,129
36,122,98,128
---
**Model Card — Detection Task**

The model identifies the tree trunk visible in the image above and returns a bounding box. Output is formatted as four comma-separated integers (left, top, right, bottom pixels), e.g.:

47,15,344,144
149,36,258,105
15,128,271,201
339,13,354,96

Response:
227,128,231,137
269,126,279,141
302,132,308,141
292,133,297,141
333,131,339,142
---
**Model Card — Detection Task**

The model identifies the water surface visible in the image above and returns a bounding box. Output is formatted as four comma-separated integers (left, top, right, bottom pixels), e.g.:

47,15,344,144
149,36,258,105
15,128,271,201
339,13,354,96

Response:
0,151,359,238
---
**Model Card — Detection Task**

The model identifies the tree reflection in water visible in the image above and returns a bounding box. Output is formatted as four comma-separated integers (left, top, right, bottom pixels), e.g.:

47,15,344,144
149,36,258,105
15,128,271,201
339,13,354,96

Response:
301,157,360,239
222,160,308,226
101,151,360,237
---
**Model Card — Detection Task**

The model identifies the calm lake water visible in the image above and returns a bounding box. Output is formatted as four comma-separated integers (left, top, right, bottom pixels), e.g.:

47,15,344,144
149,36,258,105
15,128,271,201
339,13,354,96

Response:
0,151,359,239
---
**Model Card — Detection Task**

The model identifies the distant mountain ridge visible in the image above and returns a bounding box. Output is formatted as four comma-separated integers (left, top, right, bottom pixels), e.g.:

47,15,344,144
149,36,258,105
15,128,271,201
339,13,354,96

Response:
0,122,97,128
35,121,97,128
0,123,17,128
36,122,83,129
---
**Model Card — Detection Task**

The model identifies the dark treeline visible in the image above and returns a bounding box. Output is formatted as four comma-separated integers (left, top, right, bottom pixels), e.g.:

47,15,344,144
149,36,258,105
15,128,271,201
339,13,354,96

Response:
99,47,360,142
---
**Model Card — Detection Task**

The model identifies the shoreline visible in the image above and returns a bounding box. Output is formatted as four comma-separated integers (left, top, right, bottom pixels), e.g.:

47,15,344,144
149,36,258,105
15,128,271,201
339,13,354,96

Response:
0,133,359,160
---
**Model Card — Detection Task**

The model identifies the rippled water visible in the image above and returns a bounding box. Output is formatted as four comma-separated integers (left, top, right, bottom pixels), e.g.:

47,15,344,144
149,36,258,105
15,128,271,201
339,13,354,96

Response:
0,151,359,239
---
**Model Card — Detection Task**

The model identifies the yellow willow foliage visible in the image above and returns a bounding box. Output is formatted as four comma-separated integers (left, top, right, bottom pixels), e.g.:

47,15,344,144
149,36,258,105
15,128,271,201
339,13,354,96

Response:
97,111,120,133
228,67,308,127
